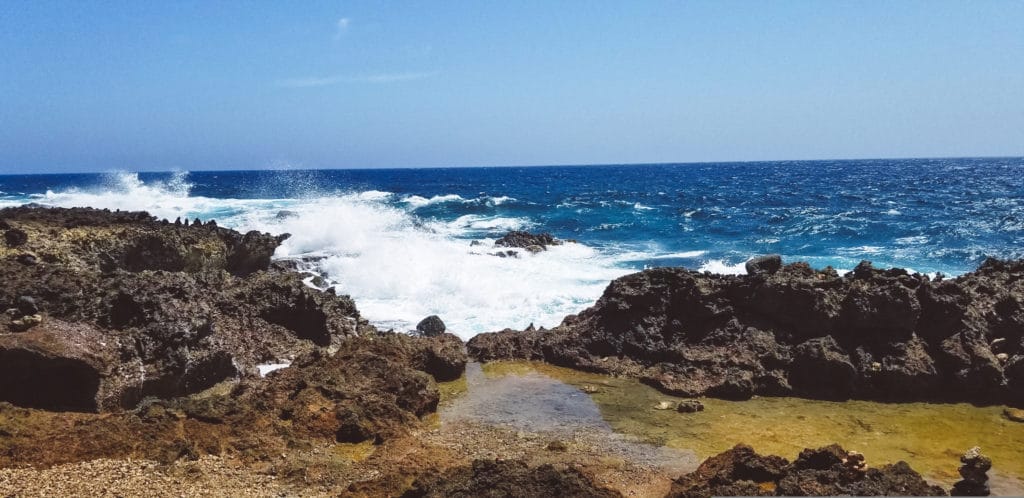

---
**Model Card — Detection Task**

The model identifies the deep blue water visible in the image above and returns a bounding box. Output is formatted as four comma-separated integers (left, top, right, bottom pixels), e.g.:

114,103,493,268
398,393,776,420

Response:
2,158,1022,336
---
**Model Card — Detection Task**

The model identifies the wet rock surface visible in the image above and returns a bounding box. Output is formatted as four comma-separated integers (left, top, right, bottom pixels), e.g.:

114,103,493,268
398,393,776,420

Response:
469,258,1024,404
952,447,992,496
667,444,947,497
494,230,563,250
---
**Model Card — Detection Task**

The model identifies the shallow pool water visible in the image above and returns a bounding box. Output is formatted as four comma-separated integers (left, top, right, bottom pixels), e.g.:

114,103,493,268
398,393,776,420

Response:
442,361,1024,494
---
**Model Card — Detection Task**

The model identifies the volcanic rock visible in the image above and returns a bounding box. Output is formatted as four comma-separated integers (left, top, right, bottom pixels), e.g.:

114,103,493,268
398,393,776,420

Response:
494,230,562,250
676,399,705,413
745,254,783,275
400,459,622,498
0,206,366,411
416,315,446,337
469,259,1024,404
666,444,946,498
951,447,991,496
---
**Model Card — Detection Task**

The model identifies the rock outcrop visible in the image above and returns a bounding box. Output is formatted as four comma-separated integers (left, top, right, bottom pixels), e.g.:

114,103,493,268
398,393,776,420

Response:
666,444,947,498
494,231,563,251
0,206,466,412
416,315,446,337
469,259,1024,404
0,331,463,468
400,459,622,498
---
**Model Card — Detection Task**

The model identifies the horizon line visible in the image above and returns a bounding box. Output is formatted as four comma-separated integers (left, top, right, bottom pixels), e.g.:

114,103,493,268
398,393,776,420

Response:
1,154,1022,178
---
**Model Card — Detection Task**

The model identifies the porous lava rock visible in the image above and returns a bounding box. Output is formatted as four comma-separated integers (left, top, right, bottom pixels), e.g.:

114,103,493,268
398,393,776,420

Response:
666,444,947,498
470,258,1024,404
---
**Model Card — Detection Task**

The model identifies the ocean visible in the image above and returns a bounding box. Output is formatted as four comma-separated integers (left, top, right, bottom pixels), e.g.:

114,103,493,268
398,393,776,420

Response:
2,157,1022,338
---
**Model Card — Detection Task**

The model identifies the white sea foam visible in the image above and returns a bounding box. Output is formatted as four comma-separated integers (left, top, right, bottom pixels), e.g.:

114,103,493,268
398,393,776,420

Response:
257,362,291,377
401,193,466,208
648,250,707,259
27,171,634,339
697,259,748,275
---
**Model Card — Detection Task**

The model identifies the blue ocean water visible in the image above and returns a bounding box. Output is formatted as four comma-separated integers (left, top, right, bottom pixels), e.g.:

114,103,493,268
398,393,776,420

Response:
2,157,1022,337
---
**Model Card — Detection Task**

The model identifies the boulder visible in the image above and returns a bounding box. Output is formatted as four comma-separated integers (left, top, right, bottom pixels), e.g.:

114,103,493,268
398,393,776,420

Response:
745,254,783,275
416,315,446,337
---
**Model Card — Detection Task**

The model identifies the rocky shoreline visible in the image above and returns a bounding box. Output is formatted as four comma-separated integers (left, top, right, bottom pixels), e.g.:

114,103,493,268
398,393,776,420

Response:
0,210,1015,496
469,255,1024,405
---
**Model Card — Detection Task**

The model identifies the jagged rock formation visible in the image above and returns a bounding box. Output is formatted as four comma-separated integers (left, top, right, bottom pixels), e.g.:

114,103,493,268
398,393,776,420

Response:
666,444,947,497
494,231,563,251
469,259,1024,404
400,459,623,498
0,206,467,413
0,331,464,468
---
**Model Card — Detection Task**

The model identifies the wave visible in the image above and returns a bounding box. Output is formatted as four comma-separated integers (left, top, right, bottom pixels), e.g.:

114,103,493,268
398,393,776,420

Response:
22,171,633,339
697,259,748,275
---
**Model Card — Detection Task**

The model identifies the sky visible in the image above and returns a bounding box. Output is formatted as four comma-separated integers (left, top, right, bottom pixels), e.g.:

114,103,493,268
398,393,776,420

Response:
1,1,1022,174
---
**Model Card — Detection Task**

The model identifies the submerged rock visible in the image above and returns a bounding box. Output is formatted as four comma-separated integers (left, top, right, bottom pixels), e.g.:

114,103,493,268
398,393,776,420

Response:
469,259,1024,404
666,444,946,498
1003,407,1024,423
676,399,705,413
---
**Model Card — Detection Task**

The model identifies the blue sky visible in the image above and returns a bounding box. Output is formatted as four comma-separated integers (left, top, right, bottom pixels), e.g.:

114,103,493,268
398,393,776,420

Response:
1,1,1022,173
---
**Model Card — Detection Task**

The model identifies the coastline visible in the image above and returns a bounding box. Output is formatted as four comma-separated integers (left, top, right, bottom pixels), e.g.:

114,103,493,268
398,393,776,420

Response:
0,206,1020,496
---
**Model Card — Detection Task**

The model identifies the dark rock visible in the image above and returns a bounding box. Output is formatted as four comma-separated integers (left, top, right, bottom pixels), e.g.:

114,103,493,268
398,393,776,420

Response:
4,228,27,247
15,253,38,266
0,206,367,412
226,230,290,276
494,230,562,249
401,459,622,498
790,337,857,399
952,447,991,496
469,240,482,247
745,254,783,275
274,210,297,220
16,295,38,315
667,444,946,498
676,399,705,413
416,315,446,337
470,258,1024,404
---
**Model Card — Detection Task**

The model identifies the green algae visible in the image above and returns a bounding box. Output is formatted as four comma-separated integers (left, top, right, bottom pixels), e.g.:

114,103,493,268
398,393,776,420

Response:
476,361,1024,487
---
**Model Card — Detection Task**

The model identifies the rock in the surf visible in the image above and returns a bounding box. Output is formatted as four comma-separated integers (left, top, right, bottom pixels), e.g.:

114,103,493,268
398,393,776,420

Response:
416,315,446,337
745,254,783,275
494,230,562,249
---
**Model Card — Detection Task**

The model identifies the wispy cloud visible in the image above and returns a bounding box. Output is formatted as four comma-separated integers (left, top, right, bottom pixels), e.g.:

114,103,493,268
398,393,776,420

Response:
334,17,350,39
277,71,438,88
